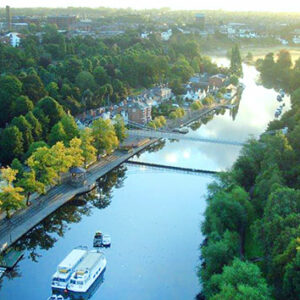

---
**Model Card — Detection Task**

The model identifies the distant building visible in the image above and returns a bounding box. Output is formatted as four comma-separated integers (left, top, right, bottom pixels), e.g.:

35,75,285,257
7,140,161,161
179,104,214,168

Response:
47,15,78,29
195,13,205,29
128,102,152,125
6,6,11,31
151,86,172,100
5,32,21,47
161,29,172,41
209,74,226,88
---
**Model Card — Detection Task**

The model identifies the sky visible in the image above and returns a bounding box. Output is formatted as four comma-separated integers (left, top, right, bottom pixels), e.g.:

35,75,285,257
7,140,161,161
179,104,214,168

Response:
3,0,300,12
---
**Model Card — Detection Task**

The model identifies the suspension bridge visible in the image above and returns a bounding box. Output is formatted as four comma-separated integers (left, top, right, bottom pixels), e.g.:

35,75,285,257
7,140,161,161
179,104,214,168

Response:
128,128,245,146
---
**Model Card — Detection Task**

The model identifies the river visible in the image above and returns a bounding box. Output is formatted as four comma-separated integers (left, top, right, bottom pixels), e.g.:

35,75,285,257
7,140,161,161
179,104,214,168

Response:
0,60,290,300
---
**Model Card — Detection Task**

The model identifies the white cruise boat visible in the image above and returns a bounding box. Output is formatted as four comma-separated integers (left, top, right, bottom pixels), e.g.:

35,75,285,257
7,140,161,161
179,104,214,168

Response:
67,250,106,293
51,247,88,290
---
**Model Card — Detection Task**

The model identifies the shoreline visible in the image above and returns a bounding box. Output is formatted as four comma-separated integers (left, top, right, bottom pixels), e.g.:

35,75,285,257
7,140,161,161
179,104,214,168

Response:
0,96,239,255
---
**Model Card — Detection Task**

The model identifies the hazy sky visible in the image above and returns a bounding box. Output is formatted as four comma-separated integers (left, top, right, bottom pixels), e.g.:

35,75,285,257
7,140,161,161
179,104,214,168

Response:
3,0,300,12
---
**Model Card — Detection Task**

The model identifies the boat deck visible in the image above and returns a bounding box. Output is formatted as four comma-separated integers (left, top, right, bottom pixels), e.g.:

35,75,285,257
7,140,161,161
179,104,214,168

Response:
76,251,103,272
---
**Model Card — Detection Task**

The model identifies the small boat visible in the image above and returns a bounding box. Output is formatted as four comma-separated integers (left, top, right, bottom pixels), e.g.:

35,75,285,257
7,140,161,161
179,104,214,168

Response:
47,295,64,300
172,127,189,134
93,231,103,247
277,95,282,102
102,235,111,247
51,246,88,290
67,250,107,293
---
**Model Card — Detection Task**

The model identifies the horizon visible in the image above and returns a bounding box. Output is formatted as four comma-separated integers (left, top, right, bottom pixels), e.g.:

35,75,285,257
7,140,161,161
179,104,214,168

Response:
2,0,300,13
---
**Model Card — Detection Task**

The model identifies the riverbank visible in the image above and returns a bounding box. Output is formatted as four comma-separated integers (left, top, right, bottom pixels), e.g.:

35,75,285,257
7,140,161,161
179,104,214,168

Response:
0,138,158,254
0,95,239,255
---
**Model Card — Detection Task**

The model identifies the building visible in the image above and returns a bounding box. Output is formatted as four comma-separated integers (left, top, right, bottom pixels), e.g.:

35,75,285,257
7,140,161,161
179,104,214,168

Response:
151,86,172,100
209,74,226,88
47,15,78,29
195,13,205,29
6,6,11,31
5,32,21,47
128,102,152,125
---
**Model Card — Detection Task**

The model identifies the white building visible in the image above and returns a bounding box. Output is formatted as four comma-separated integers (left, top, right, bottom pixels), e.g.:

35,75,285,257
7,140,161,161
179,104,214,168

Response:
161,29,172,41
5,32,21,47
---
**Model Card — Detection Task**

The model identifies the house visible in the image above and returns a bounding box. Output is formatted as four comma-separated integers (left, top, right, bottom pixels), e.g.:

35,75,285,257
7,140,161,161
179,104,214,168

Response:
5,32,22,47
128,102,152,125
209,74,226,88
151,86,172,100
161,29,172,41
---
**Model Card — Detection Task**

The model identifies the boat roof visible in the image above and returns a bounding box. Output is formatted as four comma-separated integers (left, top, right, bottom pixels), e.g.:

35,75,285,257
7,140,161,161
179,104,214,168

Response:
58,249,87,270
75,251,103,272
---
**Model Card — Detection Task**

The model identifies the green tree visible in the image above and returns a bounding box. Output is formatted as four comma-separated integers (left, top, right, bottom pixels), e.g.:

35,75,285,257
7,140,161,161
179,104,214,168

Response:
92,118,119,155
36,96,65,127
208,259,271,300
80,128,97,167
0,167,24,218
75,71,96,92
0,126,24,164
22,73,47,103
25,111,43,141
11,115,33,152
114,115,127,143
17,170,45,206
230,45,243,77
48,122,67,146
12,95,34,117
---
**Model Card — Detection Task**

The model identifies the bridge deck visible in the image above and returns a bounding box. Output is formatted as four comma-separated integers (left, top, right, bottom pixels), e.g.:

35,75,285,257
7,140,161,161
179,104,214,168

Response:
126,160,218,175
128,130,244,146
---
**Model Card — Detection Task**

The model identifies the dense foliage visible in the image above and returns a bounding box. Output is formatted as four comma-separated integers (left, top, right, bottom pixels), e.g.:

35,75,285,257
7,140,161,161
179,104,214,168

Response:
0,25,219,166
199,50,300,300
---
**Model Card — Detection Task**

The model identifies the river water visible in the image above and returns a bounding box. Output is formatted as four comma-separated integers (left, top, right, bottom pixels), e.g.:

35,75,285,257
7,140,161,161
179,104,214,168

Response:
0,60,290,300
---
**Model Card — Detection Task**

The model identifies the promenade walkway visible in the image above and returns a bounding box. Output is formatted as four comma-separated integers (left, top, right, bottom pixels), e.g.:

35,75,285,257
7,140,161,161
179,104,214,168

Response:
0,139,157,253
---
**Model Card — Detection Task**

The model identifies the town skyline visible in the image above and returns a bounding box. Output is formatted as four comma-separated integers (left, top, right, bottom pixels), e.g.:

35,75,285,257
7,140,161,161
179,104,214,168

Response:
2,0,300,12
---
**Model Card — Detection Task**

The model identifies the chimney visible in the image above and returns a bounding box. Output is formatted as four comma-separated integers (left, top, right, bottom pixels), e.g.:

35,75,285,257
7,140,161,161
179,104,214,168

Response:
6,5,11,31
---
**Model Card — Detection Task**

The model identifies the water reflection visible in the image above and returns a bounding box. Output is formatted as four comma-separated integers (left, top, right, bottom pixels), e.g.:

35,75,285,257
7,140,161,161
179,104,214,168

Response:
13,167,127,264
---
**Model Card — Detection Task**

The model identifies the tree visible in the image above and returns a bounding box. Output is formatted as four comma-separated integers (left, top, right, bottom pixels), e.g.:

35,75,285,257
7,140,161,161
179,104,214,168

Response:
0,75,22,126
201,231,240,281
92,118,119,155
113,115,127,143
60,115,79,143
11,115,33,152
22,73,47,103
0,167,24,218
25,111,43,141
93,66,109,86
67,138,84,167
75,71,96,92
36,96,65,127
208,259,271,300
0,126,24,164
12,95,34,117
64,57,82,82
230,45,243,77
11,158,24,181
80,128,97,167
191,101,203,110
17,170,45,205
27,146,59,186
48,122,67,146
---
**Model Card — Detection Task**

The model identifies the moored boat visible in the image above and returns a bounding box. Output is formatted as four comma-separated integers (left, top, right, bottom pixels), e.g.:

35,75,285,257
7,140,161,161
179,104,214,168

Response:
102,235,111,247
93,231,103,247
51,246,88,290
67,250,106,293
